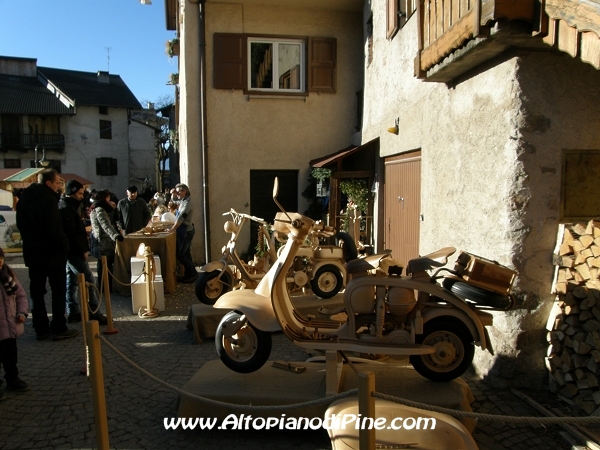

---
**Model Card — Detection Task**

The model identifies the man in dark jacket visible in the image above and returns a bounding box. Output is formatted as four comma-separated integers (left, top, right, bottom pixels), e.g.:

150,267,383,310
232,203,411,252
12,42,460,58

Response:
116,185,151,235
59,180,107,324
16,169,78,341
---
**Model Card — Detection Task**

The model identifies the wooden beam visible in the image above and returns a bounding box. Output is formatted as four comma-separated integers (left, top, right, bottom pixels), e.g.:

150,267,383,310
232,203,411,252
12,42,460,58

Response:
420,8,476,70
581,30,600,69
557,18,580,58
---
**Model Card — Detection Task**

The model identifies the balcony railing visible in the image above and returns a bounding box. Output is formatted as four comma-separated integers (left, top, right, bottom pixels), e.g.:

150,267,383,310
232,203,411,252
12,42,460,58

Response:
0,133,65,152
415,0,538,82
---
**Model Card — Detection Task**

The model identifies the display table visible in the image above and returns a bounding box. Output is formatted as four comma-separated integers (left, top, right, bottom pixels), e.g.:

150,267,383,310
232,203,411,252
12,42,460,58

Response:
113,231,177,295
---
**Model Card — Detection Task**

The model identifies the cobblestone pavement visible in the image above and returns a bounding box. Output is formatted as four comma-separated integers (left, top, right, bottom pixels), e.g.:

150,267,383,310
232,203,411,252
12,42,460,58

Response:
0,253,592,449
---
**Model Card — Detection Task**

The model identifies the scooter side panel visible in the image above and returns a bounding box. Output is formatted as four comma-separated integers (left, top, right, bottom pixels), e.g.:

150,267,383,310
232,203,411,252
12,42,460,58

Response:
213,290,281,332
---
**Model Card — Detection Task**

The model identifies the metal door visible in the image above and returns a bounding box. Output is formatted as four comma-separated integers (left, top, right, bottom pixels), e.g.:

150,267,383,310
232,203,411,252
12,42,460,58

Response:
384,151,421,267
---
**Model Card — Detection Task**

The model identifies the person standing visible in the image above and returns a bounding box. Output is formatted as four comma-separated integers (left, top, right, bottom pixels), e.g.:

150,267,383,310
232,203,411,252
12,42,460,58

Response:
168,183,198,283
16,169,78,341
116,186,151,235
0,248,30,395
90,189,123,293
59,180,107,324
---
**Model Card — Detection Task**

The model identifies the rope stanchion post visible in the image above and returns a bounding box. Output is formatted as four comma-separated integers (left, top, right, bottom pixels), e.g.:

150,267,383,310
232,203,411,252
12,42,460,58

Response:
101,256,118,335
136,245,159,318
78,273,89,376
144,246,153,313
358,371,375,450
86,321,110,450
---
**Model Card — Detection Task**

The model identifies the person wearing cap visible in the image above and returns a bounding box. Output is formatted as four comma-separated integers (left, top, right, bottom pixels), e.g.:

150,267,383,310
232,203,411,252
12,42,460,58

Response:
59,180,107,325
168,183,198,283
16,169,78,341
116,185,151,235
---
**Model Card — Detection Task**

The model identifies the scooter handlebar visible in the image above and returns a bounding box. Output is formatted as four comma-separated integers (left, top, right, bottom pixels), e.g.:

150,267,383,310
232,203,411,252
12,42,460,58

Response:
223,209,266,224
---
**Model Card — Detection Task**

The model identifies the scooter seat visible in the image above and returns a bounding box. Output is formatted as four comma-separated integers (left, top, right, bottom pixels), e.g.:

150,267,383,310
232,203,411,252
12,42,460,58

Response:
346,252,392,274
406,247,456,274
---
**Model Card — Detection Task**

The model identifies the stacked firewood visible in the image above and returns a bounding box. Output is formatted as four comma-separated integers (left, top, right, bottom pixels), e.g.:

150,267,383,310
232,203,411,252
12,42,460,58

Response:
547,220,600,414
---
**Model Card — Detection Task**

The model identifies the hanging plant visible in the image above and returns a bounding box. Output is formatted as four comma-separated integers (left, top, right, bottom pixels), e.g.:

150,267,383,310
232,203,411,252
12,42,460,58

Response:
166,38,180,58
169,73,179,85
310,167,332,181
169,129,179,152
340,179,369,213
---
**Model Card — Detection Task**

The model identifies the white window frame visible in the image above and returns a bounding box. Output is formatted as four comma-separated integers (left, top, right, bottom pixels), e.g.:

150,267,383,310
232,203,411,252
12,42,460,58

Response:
247,37,305,93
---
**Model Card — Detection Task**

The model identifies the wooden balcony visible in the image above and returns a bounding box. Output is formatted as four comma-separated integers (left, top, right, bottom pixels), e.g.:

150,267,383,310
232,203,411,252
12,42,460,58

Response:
0,133,65,152
415,0,600,82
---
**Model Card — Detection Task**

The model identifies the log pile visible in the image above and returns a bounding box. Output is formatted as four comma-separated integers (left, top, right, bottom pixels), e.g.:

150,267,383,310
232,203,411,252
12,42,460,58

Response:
547,220,600,414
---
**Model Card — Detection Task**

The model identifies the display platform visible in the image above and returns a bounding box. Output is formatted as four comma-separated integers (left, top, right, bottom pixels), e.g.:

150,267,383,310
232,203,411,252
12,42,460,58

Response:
186,293,345,343
176,359,476,432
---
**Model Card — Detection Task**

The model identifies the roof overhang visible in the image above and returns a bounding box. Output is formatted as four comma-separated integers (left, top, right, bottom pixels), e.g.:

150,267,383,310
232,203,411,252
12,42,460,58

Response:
310,138,379,169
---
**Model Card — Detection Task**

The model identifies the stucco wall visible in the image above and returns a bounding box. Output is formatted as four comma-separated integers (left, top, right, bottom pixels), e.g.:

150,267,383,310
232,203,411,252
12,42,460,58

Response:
203,2,363,259
129,121,158,190
363,0,600,386
60,106,130,198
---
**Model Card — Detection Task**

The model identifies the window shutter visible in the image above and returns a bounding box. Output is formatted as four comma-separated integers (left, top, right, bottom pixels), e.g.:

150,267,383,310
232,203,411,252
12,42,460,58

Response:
387,0,399,39
308,37,336,93
214,33,245,90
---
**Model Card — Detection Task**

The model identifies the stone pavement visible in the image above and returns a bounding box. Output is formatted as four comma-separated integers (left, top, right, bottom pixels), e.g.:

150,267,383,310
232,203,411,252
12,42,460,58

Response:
0,253,590,449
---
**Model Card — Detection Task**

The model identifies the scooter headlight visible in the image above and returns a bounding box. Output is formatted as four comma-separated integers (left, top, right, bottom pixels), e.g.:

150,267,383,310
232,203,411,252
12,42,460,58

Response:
224,221,239,234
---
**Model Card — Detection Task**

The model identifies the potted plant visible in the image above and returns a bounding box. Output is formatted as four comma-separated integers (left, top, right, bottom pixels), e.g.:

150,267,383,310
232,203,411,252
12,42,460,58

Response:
165,37,180,58
169,72,179,85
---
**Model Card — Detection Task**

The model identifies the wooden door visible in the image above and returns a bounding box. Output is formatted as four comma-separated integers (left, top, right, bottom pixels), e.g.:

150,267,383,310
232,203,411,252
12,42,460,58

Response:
384,151,421,267
249,170,298,254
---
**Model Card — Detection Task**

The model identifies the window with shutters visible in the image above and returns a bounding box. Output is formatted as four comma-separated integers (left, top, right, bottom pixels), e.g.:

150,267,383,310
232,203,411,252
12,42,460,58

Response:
249,38,304,92
4,159,20,169
99,120,112,140
387,0,417,39
214,33,336,94
96,157,118,176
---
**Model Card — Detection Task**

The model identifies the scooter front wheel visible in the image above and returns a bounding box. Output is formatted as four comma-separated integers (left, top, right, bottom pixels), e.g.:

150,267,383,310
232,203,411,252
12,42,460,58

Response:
409,317,475,382
195,270,232,305
215,311,272,373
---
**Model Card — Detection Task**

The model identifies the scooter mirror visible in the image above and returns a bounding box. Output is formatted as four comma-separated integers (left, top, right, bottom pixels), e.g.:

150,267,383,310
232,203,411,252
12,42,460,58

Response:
272,176,293,224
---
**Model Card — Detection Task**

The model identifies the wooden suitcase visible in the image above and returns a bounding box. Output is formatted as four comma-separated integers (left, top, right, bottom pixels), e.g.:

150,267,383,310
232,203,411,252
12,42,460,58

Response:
454,252,517,296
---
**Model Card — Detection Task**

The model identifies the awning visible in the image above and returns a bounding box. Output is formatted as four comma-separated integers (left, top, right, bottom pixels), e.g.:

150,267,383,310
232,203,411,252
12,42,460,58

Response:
60,173,93,187
310,138,379,169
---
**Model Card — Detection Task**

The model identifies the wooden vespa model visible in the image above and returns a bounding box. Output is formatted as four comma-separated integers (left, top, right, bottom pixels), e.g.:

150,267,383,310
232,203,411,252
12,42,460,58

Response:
213,178,515,383
195,209,277,305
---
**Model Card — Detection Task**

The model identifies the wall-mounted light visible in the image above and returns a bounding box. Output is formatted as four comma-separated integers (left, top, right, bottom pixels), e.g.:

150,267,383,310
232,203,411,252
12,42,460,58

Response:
387,118,399,135
34,145,50,168
139,0,152,5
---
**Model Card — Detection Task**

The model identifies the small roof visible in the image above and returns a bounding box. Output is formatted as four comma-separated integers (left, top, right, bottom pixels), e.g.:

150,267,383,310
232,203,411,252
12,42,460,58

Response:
60,173,93,186
4,168,42,182
0,169,25,180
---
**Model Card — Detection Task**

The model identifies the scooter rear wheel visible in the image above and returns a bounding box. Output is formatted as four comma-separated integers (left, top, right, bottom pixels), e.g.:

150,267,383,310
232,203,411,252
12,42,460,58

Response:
311,264,344,299
409,317,474,382
195,270,232,305
215,311,272,373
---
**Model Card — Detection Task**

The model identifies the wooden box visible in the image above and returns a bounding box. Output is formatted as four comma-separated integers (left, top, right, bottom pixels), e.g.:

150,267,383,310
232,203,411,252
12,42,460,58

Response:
454,252,517,295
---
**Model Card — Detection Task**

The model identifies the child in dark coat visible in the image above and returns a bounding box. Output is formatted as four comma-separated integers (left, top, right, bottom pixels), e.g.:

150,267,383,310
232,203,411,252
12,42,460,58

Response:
0,247,30,399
